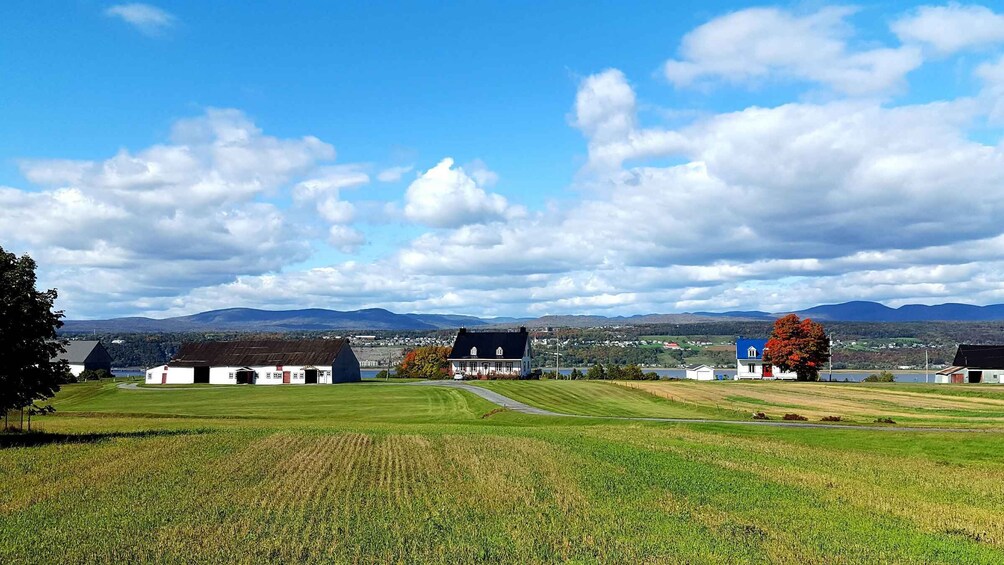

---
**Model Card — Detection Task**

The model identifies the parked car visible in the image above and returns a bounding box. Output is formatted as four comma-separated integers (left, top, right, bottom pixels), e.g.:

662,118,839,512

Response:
453,372,465,381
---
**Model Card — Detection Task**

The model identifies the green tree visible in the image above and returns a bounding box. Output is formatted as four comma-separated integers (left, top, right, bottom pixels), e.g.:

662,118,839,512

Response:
622,364,644,380
606,364,624,380
395,346,451,379
569,368,583,380
763,314,830,381
0,247,67,417
585,364,605,380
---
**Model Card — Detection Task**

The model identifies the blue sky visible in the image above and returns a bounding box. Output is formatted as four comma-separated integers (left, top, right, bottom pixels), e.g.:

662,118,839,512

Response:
4,2,1004,319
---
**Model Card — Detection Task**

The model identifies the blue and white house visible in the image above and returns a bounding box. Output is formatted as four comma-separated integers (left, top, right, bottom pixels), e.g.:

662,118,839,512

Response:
735,338,797,380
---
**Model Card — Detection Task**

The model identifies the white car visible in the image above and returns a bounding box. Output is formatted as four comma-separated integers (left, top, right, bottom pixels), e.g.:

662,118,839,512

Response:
453,372,465,381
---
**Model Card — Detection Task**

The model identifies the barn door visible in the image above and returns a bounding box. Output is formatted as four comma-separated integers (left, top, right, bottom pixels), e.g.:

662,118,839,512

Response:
161,372,167,384
283,371,291,384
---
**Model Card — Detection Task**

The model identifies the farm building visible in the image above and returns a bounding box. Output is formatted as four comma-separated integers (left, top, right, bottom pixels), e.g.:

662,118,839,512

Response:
685,364,715,381
935,345,1004,384
145,339,360,385
53,340,112,378
735,338,796,380
448,327,532,379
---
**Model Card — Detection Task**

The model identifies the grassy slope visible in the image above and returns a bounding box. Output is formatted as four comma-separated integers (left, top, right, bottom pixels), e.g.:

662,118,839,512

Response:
470,379,740,419
1,381,1003,563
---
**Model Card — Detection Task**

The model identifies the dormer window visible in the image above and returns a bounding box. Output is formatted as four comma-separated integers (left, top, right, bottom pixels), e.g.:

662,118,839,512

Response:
470,346,477,356
748,346,757,357
496,347,503,357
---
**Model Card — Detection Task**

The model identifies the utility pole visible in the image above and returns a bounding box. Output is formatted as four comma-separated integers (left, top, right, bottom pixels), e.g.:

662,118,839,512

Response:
828,336,833,382
925,349,929,384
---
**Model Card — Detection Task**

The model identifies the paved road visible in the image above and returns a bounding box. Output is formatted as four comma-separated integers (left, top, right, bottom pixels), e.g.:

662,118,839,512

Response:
410,381,995,433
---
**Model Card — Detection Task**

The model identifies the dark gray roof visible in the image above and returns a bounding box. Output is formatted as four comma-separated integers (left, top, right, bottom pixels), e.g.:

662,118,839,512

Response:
686,364,712,370
448,328,529,360
952,345,1004,369
170,339,349,368
52,340,110,364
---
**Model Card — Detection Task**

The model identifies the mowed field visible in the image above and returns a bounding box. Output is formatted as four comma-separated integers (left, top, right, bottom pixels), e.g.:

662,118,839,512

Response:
2,380,1004,563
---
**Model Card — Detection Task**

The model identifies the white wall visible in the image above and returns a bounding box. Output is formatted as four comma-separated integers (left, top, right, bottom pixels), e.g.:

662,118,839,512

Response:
686,367,714,381
451,358,526,378
68,364,85,378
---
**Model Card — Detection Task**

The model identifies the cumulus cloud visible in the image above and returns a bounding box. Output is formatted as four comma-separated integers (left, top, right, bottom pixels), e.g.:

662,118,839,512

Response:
3,109,342,316
105,3,176,36
403,158,524,228
892,3,1004,54
663,6,922,95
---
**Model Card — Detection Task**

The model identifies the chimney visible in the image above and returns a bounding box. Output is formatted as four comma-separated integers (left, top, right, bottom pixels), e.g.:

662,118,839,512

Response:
458,327,466,334
519,326,527,333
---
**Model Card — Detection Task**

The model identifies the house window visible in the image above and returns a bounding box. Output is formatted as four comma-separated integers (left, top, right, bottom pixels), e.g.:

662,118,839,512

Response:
748,364,755,373
506,362,513,371
495,362,502,372
496,347,503,357
228,372,234,379
470,346,477,356
747,346,757,358
266,372,272,378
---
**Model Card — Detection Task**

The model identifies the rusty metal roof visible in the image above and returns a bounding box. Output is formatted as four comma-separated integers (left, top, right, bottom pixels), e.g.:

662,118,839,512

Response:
169,339,349,368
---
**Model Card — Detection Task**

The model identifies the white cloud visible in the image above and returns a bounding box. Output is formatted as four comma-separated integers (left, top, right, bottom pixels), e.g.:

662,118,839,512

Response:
403,158,524,228
105,3,176,36
892,3,1004,54
376,165,414,182
663,6,922,95
4,109,341,316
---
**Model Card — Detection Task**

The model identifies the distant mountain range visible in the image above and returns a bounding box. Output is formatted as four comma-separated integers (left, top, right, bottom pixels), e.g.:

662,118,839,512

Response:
59,301,1004,333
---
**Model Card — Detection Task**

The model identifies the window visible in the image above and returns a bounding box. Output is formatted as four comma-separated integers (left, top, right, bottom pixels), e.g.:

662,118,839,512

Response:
470,346,477,356
748,364,755,373
495,362,502,371
747,346,757,358
496,346,503,356
506,362,513,371
228,372,234,379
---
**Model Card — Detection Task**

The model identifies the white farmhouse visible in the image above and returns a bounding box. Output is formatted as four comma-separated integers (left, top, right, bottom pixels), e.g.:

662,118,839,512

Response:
685,364,715,381
53,340,112,378
448,327,532,379
735,338,796,380
145,339,360,385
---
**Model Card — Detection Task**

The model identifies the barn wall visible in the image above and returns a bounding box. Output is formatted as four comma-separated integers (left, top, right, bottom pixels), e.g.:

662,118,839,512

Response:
165,367,195,384
332,347,361,383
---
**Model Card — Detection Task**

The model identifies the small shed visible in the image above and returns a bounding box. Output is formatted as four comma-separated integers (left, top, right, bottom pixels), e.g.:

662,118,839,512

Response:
685,364,715,381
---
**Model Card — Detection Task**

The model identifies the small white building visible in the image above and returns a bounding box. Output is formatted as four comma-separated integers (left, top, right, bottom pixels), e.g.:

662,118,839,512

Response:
448,327,532,379
146,339,360,385
735,338,796,380
685,364,715,381
53,340,112,378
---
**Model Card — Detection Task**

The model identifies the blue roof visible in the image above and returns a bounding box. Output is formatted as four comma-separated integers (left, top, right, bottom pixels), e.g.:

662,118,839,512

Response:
736,338,766,360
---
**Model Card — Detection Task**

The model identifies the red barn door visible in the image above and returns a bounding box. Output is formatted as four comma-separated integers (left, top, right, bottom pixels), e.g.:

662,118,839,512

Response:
283,371,291,384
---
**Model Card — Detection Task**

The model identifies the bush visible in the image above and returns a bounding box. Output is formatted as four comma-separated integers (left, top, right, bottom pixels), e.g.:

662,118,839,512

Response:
751,412,769,420
863,370,896,383
643,371,660,381
820,415,842,422
782,413,808,421
875,417,896,424
374,369,392,379
79,369,112,381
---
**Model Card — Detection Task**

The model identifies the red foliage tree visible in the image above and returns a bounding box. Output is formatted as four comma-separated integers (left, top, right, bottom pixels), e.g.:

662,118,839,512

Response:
763,314,830,381
395,346,451,379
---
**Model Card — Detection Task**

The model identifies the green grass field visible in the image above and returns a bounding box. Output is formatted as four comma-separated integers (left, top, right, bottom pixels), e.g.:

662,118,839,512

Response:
2,380,1004,563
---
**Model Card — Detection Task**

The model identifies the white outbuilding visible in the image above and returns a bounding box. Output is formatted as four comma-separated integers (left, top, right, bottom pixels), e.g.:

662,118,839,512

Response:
145,338,360,385
685,364,715,381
